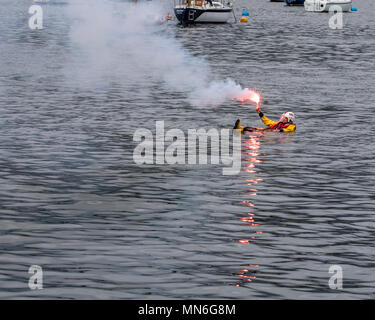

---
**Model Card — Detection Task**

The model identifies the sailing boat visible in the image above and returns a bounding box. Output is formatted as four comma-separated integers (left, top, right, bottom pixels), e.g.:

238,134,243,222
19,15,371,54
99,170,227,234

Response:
304,0,352,12
174,0,233,24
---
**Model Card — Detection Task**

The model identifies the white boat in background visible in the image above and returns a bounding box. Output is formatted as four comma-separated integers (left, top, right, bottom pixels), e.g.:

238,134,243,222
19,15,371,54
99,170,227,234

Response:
304,0,352,12
174,0,233,24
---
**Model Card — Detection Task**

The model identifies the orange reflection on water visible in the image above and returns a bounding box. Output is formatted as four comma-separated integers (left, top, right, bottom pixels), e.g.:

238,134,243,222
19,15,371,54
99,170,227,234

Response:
244,152,260,157
241,217,254,223
233,263,259,287
235,274,257,279
244,157,262,163
243,169,256,174
238,239,250,244
234,133,264,287
246,178,263,184
241,200,254,207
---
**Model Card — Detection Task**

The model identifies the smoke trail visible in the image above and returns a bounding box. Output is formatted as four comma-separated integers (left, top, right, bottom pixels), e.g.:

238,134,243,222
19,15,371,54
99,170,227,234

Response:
64,0,250,107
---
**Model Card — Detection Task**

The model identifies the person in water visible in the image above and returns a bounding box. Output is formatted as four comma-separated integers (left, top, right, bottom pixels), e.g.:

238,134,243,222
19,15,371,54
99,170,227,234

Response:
234,104,296,133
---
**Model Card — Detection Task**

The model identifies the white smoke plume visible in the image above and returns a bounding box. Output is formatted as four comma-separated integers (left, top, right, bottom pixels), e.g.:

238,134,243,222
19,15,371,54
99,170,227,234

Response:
64,0,250,107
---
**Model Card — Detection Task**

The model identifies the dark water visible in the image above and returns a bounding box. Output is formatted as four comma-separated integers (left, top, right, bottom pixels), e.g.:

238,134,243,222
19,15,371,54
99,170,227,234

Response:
0,0,374,299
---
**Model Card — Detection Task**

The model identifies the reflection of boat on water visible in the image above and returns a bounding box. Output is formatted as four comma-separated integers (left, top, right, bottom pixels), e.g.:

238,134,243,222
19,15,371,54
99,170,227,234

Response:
285,0,305,6
304,0,352,12
174,0,233,24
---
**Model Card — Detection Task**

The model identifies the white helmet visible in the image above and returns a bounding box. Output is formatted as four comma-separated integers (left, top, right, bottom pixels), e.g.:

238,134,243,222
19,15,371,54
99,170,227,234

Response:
280,112,295,123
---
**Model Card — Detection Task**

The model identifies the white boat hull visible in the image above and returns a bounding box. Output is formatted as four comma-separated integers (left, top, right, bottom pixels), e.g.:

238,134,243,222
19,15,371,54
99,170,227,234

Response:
304,0,352,12
174,1,233,24
195,10,232,23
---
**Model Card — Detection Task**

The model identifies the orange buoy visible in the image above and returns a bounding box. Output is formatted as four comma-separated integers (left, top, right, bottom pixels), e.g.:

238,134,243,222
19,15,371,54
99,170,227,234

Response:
240,16,248,23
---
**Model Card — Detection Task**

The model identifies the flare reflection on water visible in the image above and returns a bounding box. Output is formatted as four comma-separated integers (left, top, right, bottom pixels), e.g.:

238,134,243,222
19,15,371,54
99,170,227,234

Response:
234,132,263,287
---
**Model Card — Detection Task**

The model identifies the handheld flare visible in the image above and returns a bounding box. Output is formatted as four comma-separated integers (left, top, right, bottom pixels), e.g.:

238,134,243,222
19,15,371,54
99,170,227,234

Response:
236,89,261,106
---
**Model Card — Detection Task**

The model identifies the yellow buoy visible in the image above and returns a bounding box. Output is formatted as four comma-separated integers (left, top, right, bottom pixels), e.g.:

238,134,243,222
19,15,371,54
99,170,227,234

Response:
240,16,248,23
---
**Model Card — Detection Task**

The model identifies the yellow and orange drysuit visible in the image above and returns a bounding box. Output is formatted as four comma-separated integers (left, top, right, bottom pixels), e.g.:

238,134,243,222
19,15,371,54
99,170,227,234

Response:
235,112,296,133
257,111,296,132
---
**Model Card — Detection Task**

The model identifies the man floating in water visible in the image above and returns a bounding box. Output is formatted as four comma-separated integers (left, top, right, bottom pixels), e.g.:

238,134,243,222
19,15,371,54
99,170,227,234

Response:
234,104,296,133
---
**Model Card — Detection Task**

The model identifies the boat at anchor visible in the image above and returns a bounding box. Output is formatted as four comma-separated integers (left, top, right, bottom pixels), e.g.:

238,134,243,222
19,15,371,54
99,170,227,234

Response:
174,0,233,24
304,0,353,12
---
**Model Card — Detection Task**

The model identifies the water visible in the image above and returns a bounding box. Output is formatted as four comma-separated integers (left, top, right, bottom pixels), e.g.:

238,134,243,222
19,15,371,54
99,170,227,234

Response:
0,0,374,299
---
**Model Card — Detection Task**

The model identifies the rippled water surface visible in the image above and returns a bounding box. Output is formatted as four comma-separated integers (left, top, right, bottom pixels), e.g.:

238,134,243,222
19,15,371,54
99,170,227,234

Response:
0,0,374,299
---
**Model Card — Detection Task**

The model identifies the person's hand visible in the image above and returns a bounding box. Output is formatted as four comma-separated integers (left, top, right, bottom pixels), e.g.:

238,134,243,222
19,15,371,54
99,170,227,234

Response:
256,104,261,114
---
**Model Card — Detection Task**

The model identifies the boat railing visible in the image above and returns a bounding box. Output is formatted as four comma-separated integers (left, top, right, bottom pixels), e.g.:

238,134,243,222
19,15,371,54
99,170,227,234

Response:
174,0,233,8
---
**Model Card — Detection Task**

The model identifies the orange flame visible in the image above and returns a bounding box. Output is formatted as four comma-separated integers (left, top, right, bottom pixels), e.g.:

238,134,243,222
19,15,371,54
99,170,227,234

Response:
237,89,261,105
